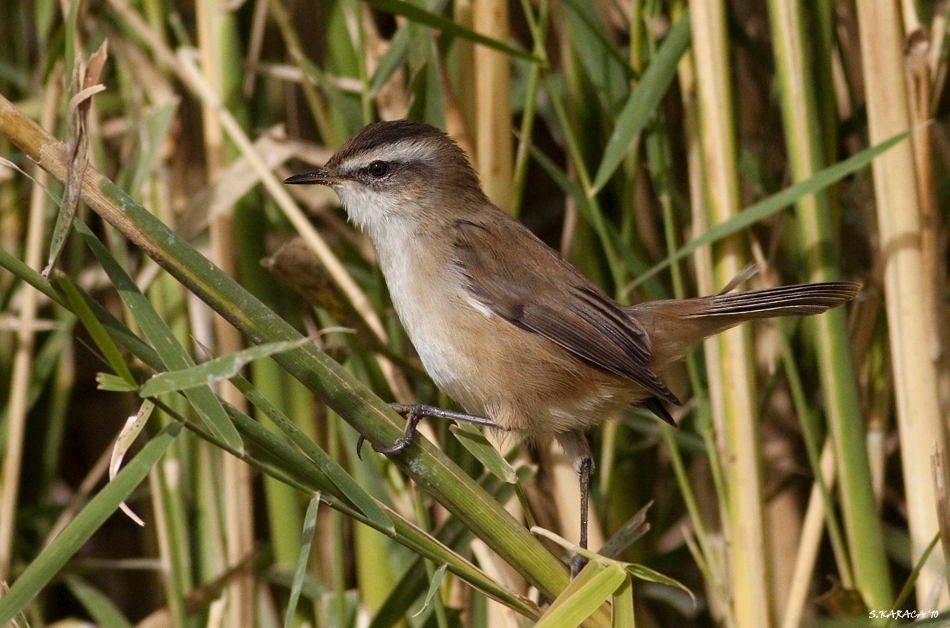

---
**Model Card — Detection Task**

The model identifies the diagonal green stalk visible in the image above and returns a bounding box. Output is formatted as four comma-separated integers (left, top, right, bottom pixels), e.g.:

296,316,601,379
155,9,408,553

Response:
541,73,626,293
0,93,611,625
2,250,542,618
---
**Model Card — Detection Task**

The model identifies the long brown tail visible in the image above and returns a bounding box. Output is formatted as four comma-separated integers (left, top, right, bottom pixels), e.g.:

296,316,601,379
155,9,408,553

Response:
686,281,861,319
630,281,861,367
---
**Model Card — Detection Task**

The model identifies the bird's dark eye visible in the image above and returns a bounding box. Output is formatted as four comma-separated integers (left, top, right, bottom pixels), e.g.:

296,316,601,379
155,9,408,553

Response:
367,161,389,178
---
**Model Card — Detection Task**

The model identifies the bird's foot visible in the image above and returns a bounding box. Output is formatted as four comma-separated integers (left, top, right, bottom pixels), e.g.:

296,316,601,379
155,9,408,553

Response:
570,554,589,578
356,403,497,459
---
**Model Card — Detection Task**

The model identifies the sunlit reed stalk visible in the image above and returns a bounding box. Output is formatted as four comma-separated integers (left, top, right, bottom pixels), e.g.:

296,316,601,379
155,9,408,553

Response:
688,0,774,624
767,0,892,612
674,7,734,620
855,0,948,608
196,0,255,623
0,78,59,583
473,0,513,212
2,1,949,624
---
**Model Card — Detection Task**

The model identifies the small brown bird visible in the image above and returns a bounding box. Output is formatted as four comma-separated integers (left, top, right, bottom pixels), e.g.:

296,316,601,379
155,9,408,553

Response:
286,120,859,570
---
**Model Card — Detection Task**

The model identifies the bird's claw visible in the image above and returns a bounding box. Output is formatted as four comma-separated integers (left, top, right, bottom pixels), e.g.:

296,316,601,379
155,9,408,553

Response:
570,554,589,578
356,435,367,460
354,404,494,459
355,404,423,460
374,435,413,455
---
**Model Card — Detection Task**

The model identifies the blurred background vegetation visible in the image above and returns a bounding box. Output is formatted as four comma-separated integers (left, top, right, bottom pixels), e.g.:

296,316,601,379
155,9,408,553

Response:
0,0,948,626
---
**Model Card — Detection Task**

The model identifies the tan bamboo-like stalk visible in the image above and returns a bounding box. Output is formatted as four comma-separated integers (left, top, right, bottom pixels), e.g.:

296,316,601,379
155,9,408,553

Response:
903,1,950,420
855,0,949,608
0,75,60,582
473,0,513,212
688,1,772,625
676,30,734,625
781,441,835,628
454,0,477,137
197,1,254,623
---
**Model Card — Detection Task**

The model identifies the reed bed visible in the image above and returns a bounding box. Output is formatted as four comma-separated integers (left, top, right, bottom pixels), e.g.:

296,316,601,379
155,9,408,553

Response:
0,1,947,626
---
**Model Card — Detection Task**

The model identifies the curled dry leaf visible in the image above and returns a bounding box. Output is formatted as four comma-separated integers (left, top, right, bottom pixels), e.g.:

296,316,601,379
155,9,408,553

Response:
110,399,155,527
43,39,109,278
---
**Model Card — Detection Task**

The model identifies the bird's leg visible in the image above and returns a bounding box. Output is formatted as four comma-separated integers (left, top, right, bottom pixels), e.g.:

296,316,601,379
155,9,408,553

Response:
555,431,595,577
390,403,499,428
571,455,593,577
357,403,499,459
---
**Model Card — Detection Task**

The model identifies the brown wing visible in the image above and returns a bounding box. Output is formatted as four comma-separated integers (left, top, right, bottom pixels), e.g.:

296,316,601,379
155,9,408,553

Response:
451,217,680,405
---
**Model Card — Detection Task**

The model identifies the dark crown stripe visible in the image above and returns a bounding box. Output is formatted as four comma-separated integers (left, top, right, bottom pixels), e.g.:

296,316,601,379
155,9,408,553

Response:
327,120,452,169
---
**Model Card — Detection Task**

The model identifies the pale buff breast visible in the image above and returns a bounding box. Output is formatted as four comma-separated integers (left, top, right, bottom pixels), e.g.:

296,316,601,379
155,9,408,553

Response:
373,225,648,438
418,302,647,437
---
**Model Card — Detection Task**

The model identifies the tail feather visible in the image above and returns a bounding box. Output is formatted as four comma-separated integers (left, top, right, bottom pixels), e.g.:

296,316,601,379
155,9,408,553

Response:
630,281,861,367
690,281,861,319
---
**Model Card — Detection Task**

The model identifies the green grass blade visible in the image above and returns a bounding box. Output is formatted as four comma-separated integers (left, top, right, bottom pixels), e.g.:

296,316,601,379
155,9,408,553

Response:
624,563,693,600
629,128,913,289
284,494,319,628
365,0,542,63
368,16,411,94
535,559,624,627
591,15,691,193
414,562,448,618
55,274,135,385
64,575,135,628
74,220,244,451
138,338,310,397
0,422,182,625
561,0,631,111
611,577,633,628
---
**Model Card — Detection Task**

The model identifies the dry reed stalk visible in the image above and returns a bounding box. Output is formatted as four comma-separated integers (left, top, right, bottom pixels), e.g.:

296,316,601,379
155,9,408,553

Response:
196,1,255,623
0,75,60,582
688,0,772,625
473,0,513,212
781,440,836,628
855,0,948,608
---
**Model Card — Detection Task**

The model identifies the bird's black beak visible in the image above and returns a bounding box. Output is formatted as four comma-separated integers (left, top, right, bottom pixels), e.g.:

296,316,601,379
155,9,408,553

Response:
284,170,332,185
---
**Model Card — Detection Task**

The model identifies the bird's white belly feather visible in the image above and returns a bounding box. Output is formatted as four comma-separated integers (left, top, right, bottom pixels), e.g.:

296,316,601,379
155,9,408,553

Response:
375,235,477,395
